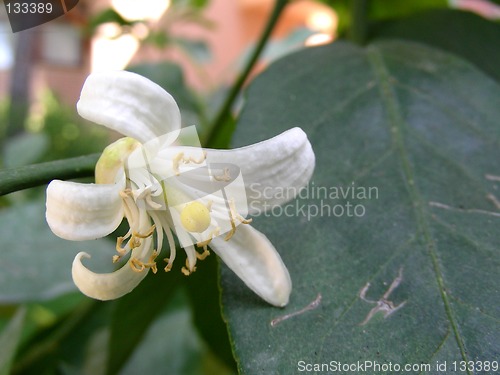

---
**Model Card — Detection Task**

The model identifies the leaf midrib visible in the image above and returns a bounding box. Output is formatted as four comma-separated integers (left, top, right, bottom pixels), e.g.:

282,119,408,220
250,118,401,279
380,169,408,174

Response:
366,45,470,371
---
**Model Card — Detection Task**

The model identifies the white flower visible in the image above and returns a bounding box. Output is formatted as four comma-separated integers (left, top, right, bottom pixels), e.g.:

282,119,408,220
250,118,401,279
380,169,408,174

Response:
45,71,315,307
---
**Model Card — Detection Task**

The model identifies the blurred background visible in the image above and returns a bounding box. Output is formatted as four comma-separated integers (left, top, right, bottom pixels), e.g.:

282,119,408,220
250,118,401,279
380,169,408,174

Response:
0,0,339,160
1,0,498,162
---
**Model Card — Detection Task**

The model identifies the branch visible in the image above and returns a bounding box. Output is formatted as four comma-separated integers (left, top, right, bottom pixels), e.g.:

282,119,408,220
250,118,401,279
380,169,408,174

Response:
348,0,369,45
204,0,290,147
0,154,99,196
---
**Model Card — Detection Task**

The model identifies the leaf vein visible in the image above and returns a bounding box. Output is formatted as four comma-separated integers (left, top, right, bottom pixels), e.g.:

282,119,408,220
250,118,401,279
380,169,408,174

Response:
367,46,471,371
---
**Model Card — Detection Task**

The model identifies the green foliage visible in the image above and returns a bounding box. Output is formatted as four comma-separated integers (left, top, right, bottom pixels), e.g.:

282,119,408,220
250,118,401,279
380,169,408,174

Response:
172,0,210,9
0,99,9,153
0,198,235,374
86,8,137,36
0,308,25,375
107,266,184,374
370,9,500,82
36,91,109,161
319,0,449,35
0,200,116,302
368,0,448,20
224,40,500,374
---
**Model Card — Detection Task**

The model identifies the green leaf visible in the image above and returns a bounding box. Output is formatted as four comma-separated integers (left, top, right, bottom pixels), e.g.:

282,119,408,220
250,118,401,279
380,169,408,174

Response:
368,0,448,20
319,0,448,35
172,0,210,9
120,306,203,375
0,200,117,302
0,308,25,375
223,41,500,373
86,8,137,36
370,9,500,82
120,289,235,375
106,265,184,375
12,299,105,375
184,252,236,369
142,31,170,49
107,254,236,374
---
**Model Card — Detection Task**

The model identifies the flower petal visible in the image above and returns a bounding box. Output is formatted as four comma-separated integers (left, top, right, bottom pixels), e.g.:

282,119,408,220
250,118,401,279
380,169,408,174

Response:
210,225,292,307
77,71,181,143
46,180,124,241
72,251,149,300
206,127,315,214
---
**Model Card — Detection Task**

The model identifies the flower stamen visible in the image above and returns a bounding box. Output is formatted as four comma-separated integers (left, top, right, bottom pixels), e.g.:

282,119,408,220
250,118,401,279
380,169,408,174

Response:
172,151,207,176
129,250,159,273
213,167,231,182
115,235,129,255
132,225,156,239
195,227,220,259
225,198,252,241
196,249,210,260
181,258,196,276
164,258,172,272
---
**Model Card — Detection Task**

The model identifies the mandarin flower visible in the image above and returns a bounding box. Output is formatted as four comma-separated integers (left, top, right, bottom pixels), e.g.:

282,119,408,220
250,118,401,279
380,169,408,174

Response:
45,71,315,307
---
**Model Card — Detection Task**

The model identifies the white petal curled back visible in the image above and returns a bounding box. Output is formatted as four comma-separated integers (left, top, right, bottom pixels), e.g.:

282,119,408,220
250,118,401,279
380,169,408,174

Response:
77,71,181,144
210,225,292,307
72,251,149,300
206,127,315,215
46,180,124,241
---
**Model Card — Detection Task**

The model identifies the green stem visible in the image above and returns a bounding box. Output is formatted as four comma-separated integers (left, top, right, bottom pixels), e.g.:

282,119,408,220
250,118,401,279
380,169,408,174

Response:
204,0,289,147
0,154,99,196
348,0,369,45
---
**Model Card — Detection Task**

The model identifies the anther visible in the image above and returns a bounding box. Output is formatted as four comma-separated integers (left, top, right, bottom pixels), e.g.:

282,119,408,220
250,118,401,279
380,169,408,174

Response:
181,259,196,276
129,237,141,249
115,236,128,255
149,251,159,274
196,249,210,260
186,151,206,165
130,258,145,272
164,259,172,272
132,225,156,239
173,151,207,176
196,227,219,257
172,152,184,176
129,251,158,273
213,167,231,182
225,198,252,241
230,198,252,225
